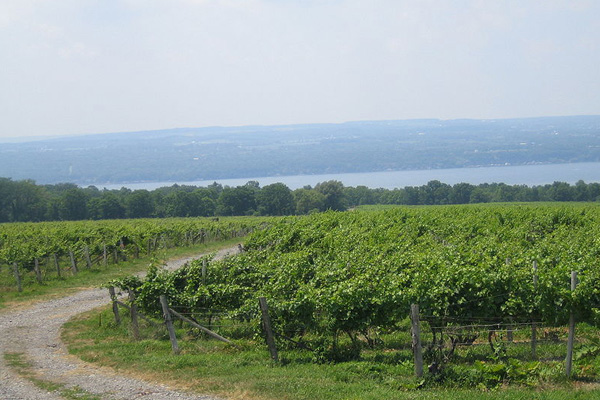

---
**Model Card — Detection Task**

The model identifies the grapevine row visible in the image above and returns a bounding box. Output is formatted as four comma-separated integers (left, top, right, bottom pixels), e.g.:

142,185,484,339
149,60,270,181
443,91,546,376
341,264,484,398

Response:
0,217,271,290
119,204,600,360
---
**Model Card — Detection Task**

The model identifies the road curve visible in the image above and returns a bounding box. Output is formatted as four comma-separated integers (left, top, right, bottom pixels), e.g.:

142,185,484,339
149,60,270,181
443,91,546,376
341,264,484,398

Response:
0,247,239,400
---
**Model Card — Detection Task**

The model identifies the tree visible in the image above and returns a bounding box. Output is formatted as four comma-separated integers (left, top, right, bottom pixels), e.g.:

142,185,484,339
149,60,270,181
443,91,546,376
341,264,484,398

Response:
97,192,126,219
418,180,451,205
449,183,474,204
314,180,346,211
574,180,589,201
550,181,574,201
164,191,194,217
469,187,491,204
216,186,256,216
0,178,13,222
0,178,47,222
344,185,375,207
256,183,295,215
59,188,89,220
126,190,154,218
294,188,326,214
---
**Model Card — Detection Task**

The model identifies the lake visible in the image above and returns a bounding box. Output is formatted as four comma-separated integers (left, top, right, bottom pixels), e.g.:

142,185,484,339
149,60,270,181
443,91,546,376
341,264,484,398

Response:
99,162,600,190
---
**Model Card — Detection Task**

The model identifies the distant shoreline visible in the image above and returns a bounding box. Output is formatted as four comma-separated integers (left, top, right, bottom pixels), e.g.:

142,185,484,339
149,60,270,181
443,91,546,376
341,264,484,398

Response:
96,161,600,191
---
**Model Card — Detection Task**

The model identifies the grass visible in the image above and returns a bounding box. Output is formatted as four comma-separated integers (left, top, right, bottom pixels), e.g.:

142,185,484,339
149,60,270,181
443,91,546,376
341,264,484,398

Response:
0,238,242,311
62,307,600,400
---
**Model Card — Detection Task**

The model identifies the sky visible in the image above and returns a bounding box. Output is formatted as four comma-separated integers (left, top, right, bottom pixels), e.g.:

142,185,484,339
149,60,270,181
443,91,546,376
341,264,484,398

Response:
1,0,599,140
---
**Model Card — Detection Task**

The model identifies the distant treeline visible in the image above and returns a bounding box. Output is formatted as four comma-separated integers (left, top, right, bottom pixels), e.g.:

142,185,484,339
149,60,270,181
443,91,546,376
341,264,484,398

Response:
1,177,599,223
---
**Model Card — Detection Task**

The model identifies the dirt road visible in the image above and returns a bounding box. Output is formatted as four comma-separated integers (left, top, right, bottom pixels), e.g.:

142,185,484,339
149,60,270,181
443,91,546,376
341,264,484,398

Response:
0,247,238,400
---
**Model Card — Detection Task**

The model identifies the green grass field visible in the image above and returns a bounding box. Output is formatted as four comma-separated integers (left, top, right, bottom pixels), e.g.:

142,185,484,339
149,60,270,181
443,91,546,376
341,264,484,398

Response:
63,306,600,400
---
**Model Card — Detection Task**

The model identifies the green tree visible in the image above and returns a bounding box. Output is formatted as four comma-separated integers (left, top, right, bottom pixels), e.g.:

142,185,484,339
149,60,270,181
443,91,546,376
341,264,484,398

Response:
189,190,216,217
59,188,89,220
164,191,195,217
216,186,256,216
469,187,492,204
294,188,326,214
314,180,346,211
344,185,375,207
256,183,295,215
9,179,48,222
418,180,451,205
449,183,474,204
126,190,154,218
98,192,126,219
550,181,574,201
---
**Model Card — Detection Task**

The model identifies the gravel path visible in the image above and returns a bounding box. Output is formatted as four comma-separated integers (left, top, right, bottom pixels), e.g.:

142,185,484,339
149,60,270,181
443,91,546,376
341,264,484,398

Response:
0,247,239,400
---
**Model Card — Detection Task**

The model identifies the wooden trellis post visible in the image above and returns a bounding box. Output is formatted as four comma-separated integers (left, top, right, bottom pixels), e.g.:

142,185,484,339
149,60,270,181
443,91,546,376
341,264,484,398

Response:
410,304,424,378
34,258,42,284
129,290,140,341
13,262,22,292
259,297,278,363
505,257,514,343
566,271,578,378
84,246,92,269
532,260,538,359
160,295,180,355
108,286,121,325
53,254,61,277
69,250,78,274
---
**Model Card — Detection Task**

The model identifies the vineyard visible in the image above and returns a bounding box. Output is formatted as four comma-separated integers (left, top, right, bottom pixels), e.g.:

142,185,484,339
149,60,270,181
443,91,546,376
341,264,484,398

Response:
0,216,270,296
105,203,600,391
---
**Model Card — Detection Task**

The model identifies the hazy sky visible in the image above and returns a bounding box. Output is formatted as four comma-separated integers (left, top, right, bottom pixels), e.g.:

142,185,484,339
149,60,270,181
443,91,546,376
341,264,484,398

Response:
1,0,599,139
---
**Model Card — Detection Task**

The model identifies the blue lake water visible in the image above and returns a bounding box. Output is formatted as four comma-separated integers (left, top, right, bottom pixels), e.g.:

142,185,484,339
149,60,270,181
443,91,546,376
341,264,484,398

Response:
99,162,600,191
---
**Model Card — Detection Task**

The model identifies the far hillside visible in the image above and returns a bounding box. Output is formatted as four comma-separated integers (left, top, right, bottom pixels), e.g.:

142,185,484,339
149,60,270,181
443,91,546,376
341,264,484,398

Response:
1,115,599,185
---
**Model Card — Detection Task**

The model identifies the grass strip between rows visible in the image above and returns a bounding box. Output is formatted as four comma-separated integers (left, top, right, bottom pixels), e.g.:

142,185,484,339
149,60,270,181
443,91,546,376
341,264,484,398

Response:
62,306,600,400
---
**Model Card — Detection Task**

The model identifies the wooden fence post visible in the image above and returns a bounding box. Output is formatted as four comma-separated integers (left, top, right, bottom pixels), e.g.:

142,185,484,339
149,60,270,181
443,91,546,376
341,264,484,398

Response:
34,258,43,284
13,262,22,292
410,304,424,378
69,250,78,274
84,246,92,269
258,297,278,362
531,260,538,359
120,239,127,261
566,271,578,378
83,246,92,269
103,244,108,267
53,253,61,278
160,295,180,355
129,290,140,341
202,259,207,285
505,258,514,343
108,286,121,325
